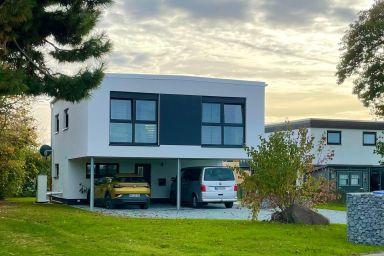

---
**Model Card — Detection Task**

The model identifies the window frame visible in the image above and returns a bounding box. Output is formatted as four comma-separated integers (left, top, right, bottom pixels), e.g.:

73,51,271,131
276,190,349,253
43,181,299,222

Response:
109,92,159,146
63,108,69,130
85,163,119,179
337,170,363,187
327,130,341,145
338,172,349,186
54,114,59,134
201,97,246,148
363,131,376,146
350,173,361,186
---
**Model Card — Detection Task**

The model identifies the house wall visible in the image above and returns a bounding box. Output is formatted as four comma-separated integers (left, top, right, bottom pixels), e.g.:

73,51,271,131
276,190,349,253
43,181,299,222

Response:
86,74,265,159
51,74,265,200
51,99,89,197
311,128,381,166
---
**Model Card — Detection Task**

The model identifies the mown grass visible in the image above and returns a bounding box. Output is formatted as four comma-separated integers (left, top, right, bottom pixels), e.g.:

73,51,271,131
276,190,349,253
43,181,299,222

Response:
0,198,382,256
316,202,347,211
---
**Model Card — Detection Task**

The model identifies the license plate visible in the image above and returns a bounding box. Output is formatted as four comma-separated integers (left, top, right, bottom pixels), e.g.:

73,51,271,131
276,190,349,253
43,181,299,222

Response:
129,194,140,197
215,187,225,190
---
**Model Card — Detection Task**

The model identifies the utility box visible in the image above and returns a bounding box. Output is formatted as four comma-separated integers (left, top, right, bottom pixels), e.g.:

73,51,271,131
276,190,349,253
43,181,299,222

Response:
36,175,48,203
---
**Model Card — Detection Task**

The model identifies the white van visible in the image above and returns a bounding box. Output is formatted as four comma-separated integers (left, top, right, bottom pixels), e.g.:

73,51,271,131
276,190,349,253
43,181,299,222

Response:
170,167,238,208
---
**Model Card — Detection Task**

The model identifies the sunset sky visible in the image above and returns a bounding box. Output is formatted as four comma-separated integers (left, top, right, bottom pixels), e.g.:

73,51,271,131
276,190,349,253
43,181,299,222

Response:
34,0,377,144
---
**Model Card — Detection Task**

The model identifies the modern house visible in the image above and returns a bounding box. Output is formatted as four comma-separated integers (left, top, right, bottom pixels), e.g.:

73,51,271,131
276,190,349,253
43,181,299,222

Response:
266,119,384,193
51,73,265,208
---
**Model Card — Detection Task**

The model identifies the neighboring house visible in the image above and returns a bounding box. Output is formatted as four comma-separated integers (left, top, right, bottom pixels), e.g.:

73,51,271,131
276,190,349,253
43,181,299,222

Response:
266,119,384,193
51,73,265,205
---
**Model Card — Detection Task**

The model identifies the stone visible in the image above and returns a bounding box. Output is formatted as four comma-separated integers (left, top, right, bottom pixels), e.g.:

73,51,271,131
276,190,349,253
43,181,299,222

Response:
271,205,330,225
347,192,384,246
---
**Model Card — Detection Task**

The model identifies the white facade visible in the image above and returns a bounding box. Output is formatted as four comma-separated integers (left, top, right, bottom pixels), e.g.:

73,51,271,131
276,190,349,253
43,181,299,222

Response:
51,74,265,201
265,119,384,192
310,128,381,166
265,119,384,166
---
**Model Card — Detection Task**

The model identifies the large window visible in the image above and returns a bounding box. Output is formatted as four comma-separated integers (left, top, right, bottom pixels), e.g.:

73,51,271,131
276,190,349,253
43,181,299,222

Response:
110,92,158,145
338,171,362,187
327,130,341,145
363,132,376,146
202,97,245,147
86,163,119,178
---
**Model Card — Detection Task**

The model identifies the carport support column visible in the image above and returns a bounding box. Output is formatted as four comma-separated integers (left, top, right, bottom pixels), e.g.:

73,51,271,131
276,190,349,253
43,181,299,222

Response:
177,158,181,210
90,156,95,211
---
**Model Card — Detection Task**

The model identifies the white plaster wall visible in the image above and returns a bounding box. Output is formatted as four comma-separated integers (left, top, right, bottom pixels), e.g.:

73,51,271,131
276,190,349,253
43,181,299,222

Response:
86,74,265,159
51,74,265,199
51,99,88,198
311,128,381,166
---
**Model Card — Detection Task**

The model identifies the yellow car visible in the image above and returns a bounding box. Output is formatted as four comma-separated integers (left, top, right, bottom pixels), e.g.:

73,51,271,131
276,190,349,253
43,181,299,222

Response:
91,174,151,209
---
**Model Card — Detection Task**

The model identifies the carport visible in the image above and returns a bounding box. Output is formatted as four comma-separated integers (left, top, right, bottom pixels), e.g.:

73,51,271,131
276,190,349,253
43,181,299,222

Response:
87,157,186,211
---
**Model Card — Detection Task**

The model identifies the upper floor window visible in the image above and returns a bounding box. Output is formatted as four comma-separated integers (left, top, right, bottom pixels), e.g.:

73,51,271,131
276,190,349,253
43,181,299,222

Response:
64,108,69,129
327,130,341,145
202,97,245,147
109,92,158,145
363,132,376,146
55,114,59,133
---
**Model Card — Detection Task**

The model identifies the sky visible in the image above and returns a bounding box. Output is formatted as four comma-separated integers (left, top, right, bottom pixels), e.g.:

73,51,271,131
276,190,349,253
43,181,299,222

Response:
33,0,376,144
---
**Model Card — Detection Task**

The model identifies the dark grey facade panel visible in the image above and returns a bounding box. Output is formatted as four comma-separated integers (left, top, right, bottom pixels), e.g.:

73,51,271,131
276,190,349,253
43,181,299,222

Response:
160,94,202,145
202,96,246,104
110,91,158,100
265,119,384,133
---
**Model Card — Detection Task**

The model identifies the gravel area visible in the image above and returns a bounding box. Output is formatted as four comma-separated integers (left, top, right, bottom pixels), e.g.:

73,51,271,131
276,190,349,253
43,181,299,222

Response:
73,203,346,224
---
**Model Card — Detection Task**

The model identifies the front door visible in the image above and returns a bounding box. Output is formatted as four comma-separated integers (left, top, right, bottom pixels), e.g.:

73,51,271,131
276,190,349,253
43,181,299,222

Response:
135,164,151,185
370,170,382,191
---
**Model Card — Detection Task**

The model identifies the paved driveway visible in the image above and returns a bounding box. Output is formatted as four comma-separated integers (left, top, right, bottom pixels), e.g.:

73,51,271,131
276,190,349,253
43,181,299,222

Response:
74,203,346,224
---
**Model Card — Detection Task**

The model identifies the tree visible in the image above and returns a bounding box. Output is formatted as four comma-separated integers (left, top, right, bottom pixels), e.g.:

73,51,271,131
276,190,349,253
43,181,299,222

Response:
336,0,384,116
0,0,112,102
0,96,37,199
239,128,338,222
20,150,50,197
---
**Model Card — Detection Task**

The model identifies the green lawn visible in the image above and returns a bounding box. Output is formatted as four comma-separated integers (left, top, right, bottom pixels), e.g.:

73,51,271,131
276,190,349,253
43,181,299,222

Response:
0,198,382,256
316,202,347,211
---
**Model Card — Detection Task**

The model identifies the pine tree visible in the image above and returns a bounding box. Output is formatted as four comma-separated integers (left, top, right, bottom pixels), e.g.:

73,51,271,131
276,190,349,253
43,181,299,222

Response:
0,0,112,102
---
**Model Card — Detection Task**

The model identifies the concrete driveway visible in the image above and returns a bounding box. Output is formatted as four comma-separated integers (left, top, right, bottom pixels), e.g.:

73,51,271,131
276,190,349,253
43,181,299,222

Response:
74,203,347,224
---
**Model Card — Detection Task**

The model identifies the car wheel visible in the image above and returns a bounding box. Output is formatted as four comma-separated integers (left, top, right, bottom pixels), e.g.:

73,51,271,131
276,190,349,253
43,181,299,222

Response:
192,194,200,208
225,202,234,208
105,194,114,209
140,202,149,209
170,192,176,205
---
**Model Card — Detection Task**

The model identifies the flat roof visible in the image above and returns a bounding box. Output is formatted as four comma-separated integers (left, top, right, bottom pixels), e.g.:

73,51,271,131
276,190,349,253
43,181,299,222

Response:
51,73,266,104
265,118,384,133
105,73,266,87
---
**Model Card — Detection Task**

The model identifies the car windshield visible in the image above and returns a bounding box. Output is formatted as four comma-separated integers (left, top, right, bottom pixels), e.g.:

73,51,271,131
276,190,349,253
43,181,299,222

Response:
113,177,146,183
203,168,235,181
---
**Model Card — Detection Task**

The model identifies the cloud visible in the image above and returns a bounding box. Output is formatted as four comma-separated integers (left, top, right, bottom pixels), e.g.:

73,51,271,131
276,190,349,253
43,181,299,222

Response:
330,7,357,22
166,0,253,20
123,0,164,18
258,0,358,27
118,0,254,22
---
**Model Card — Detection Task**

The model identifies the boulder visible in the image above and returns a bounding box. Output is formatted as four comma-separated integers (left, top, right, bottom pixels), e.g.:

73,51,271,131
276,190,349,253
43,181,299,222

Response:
271,205,330,225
